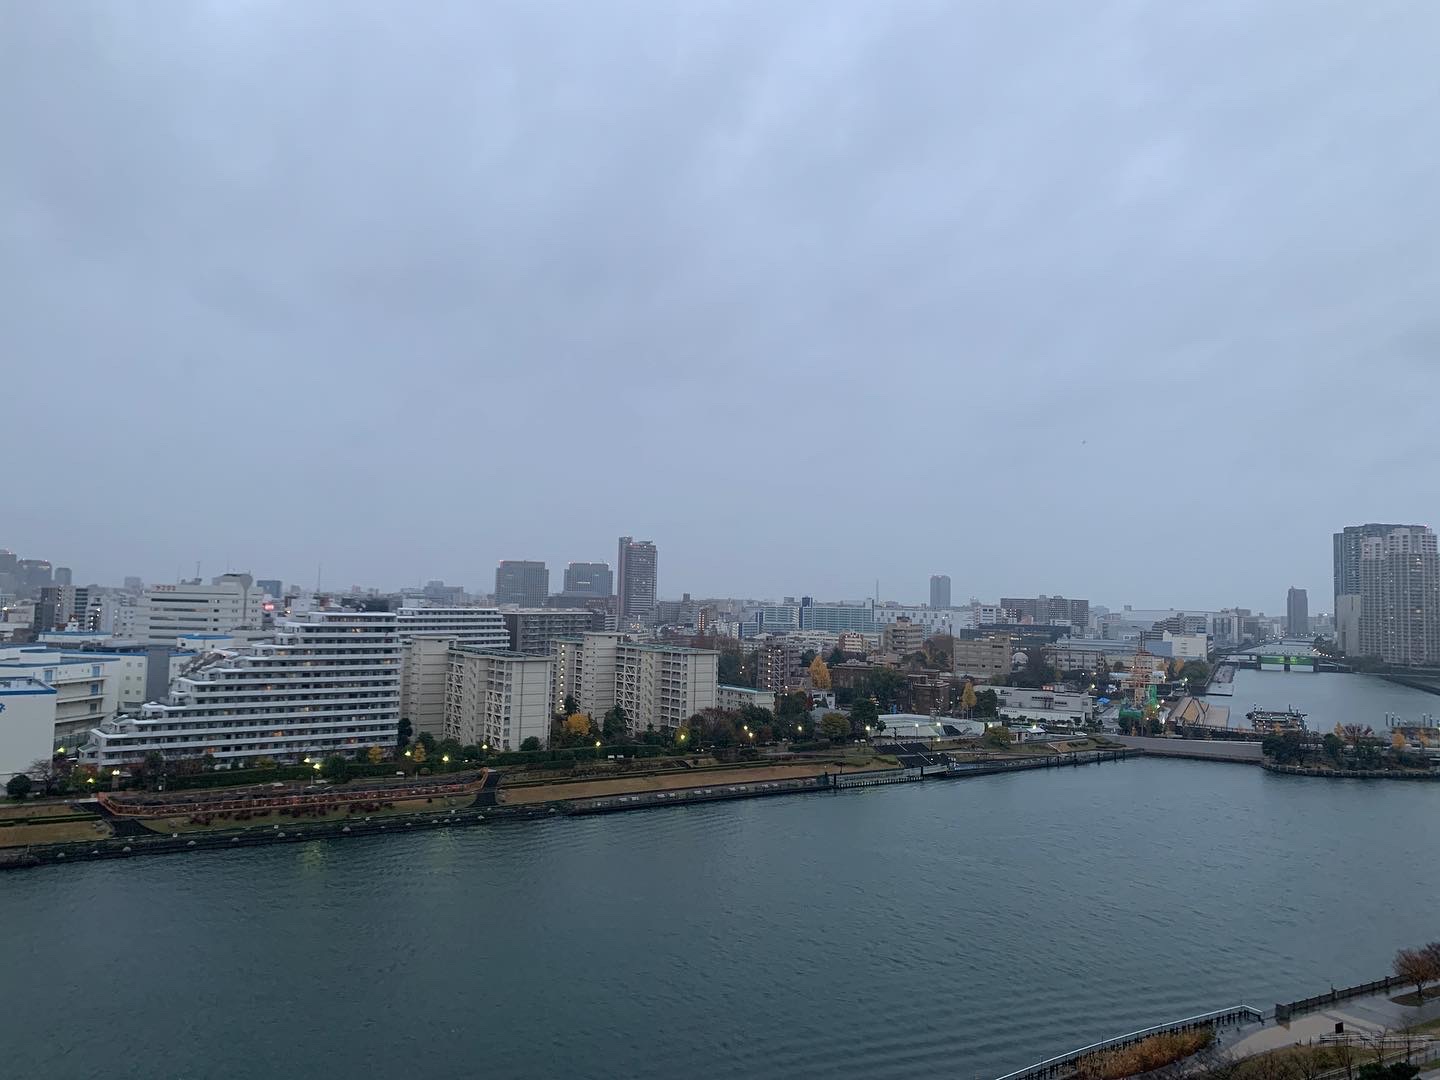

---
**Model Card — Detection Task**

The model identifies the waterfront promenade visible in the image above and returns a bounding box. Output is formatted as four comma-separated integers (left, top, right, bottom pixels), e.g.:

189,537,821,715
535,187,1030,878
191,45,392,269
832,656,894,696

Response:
1218,986,1440,1059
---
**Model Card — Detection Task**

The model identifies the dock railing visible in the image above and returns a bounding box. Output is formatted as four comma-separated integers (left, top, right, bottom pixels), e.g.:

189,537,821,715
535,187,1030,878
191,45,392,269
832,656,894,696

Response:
993,1005,1263,1080
1274,975,1405,1023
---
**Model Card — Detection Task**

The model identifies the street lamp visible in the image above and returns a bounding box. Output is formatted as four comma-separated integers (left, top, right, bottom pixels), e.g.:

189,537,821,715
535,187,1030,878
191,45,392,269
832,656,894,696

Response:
442,755,449,763
404,749,412,758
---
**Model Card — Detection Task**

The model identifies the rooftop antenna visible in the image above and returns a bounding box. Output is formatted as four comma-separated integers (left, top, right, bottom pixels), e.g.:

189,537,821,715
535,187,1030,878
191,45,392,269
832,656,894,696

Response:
316,562,323,592
195,560,201,581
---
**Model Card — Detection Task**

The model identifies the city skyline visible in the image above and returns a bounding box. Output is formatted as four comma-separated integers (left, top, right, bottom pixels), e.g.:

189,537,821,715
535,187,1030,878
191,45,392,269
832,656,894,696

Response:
2,533,1356,616
5,6,1438,616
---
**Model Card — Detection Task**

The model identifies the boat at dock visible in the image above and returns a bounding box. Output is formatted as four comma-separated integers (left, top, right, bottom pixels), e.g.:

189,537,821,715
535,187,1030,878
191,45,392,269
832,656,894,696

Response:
1245,707,1307,733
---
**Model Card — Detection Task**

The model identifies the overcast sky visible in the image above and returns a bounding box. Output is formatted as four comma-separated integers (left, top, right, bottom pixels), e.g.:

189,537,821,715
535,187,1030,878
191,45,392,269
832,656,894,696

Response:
3,2,1438,611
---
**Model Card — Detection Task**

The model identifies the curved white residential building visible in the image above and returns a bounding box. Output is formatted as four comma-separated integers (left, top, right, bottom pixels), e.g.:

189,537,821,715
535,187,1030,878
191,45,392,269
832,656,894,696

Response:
81,610,400,768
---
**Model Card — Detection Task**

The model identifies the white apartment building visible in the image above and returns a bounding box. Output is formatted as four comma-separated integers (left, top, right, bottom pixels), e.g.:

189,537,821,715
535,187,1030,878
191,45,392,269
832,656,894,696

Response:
1161,631,1209,660
395,606,509,645
134,575,263,645
1,676,58,780
872,607,956,635
615,642,717,734
717,685,777,713
81,610,401,768
400,636,452,738
445,646,553,751
396,606,510,737
0,645,130,748
550,633,718,734
551,632,625,718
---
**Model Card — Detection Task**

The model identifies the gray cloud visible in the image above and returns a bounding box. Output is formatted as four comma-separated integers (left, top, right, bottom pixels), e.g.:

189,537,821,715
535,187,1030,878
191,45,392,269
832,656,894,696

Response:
3,0,1438,610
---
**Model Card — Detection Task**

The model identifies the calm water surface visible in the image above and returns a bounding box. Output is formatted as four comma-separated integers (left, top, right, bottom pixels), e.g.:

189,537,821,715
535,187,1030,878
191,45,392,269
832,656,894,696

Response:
5,681,1439,1080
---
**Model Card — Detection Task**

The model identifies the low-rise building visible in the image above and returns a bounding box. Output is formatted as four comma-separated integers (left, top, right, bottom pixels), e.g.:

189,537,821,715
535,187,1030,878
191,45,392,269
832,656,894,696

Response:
445,646,553,751
882,618,927,656
953,634,1012,681
992,686,1093,725
0,645,131,748
717,685,777,714
0,675,57,780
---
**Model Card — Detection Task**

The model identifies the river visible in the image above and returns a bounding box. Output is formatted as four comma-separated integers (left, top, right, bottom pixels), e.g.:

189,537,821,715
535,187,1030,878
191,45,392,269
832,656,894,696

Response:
4,675,1439,1080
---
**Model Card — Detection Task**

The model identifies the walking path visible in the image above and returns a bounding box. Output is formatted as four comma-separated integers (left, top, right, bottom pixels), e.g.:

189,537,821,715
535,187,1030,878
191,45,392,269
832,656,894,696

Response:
1218,989,1440,1059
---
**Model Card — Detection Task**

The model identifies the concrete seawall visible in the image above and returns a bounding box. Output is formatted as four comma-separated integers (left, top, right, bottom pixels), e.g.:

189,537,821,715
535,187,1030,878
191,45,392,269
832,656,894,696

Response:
1112,736,1263,763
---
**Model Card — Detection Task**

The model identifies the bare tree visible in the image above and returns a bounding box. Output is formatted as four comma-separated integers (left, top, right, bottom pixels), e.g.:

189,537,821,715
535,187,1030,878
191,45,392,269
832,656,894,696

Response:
1395,947,1433,1002
1329,1036,1357,1080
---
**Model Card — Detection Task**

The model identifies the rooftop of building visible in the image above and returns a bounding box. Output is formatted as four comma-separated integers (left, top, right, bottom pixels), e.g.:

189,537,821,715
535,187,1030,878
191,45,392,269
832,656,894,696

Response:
0,675,57,695
448,645,552,660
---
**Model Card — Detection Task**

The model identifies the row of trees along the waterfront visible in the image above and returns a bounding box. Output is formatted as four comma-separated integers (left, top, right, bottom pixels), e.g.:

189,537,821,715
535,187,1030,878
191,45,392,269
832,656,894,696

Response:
1262,725,1434,771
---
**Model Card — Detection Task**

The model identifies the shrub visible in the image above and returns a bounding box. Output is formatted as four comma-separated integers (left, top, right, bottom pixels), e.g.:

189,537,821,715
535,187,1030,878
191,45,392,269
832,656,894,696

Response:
1075,1030,1213,1080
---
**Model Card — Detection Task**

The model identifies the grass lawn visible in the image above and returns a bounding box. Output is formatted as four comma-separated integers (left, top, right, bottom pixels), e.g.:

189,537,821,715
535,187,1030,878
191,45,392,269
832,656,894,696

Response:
1231,1046,1349,1080
0,801,83,821
1390,989,1435,1007
0,818,113,847
1405,1015,1440,1035
136,790,479,834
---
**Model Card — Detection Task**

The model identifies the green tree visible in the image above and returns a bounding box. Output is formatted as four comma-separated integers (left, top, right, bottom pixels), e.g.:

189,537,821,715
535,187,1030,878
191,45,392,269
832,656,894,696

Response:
519,736,542,752
826,646,846,667
395,717,414,748
6,773,32,800
1179,659,1211,686
849,695,880,732
982,725,1011,749
321,754,349,783
777,691,810,723
602,706,629,740
253,756,278,771
1015,648,1057,689
819,713,852,740
416,731,438,754
435,738,463,763
974,688,999,717
739,704,774,732
562,694,579,717
865,668,906,709
717,651,742,686
799,649,818,667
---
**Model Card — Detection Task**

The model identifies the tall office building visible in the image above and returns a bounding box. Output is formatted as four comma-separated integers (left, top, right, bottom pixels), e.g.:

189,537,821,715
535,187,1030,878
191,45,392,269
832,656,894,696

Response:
494,561,549,607
563,562,613,597
1285,587,1309,638
929,574,952,609
53,567,73,587
1333,524,1440,666
616,537,658,624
